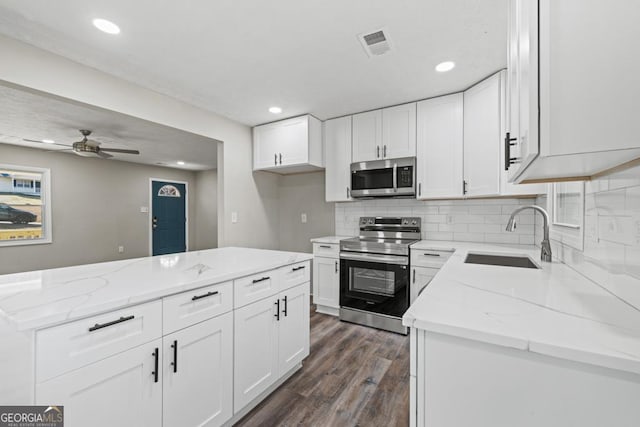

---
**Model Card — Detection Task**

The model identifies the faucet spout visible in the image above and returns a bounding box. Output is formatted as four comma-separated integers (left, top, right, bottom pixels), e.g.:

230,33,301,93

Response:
505,205,552,262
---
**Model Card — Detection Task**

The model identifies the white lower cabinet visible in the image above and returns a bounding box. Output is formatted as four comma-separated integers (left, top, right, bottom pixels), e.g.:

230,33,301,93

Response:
36,339,163,427
234,281,310,413
410,267,438,305
163,313,233,427
312,255,340,315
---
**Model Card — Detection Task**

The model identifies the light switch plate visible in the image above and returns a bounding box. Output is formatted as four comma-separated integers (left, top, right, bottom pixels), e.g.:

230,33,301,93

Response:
231,212,238,223
140,207,149,213
301,213,307,223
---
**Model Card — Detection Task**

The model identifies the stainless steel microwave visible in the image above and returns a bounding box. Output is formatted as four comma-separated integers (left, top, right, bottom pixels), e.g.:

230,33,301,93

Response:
350,157,416,198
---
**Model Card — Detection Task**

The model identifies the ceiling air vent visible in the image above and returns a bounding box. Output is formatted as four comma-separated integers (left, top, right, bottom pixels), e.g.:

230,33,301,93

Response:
358,28,392,57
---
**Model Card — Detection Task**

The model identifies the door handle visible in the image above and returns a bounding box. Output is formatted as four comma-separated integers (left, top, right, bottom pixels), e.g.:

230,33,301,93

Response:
274,299,281,321
377,146,380,158
463,180,468,195
347,187,350,199
279,153,282,164
393,163,398,192
152,347,159,383
412,269,416,284
504,132,518,171
274,153,278,165
171,340,178,373
418,183,422,197
282,296,288,317
152,216,158,230
335,260,338,273
383,145,387,158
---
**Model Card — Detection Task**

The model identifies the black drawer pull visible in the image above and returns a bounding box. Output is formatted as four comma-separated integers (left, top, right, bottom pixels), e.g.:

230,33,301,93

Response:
319,245,331,249
292,266,306,272
423,253,441,257
191,290,219,301
152,347,159,383
252,276,270,284
88,315,135,332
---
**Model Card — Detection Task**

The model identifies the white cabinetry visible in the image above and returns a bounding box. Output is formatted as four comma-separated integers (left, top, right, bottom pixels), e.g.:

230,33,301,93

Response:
416,94,463,199
312,252,340,316
234,269,310,413
325,116,353,202
382,102,417,159
507,0,640,182
352,110,382,162
410,248,452,304
463,72,502,197
163,313,233,427
253,115,323,173
36,340,163,427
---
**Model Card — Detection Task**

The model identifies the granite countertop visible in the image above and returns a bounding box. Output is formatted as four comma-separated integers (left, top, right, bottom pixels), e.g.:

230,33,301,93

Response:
404,240,640,375
0,247,312,331
310,236,351,244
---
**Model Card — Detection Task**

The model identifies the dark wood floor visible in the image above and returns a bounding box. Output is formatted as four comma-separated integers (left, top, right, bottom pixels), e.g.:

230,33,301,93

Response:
236,305,410,427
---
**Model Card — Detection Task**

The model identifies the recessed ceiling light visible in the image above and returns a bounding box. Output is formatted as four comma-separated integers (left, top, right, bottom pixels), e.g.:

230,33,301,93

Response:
435,61,456,72
41,139,55,144
177,161,185,165
268,106,282,114
92,18,121,35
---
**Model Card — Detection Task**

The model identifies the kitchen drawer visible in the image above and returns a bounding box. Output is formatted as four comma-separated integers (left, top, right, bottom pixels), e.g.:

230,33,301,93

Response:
279,261,310,291
36,300,162,383
234,269,279,308
411,249,454,268
163,281,233,334
313,243,339,258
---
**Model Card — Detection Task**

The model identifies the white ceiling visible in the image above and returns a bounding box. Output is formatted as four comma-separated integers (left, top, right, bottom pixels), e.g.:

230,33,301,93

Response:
0,84,219,170
0,0,508,126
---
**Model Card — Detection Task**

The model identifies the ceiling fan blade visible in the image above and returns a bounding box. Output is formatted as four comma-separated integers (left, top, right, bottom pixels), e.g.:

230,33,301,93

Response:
100,148,140,155
97,151,114,159
23,138,72,148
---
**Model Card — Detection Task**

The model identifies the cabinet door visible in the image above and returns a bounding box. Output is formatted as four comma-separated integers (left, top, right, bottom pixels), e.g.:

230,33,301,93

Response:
410,267,438,305
253,116,309,169
36,340,162,427
416,94,463,199
325,116,353,202
463,73,502,197
278,282,310,374
383,103,417,159
163,313,233,427
312,257,339,309
234,296,279,412
352,109,382,162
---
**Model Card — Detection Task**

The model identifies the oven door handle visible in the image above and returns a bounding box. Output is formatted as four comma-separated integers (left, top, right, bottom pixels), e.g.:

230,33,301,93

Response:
340,252,409,266
392,163,398,192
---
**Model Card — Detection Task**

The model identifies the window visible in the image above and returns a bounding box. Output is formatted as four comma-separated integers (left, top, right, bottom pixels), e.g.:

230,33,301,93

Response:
158,184,181,197
548,181,584,250
0,165,52,246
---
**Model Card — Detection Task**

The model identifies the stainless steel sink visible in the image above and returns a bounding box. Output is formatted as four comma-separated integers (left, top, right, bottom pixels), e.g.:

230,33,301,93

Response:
464,253,539,269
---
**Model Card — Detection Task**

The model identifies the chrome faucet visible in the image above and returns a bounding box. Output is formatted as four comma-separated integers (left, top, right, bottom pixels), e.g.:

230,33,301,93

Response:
506,205,552,262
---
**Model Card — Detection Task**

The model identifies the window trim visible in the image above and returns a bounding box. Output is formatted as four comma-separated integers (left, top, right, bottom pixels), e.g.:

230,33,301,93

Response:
0,164,52,247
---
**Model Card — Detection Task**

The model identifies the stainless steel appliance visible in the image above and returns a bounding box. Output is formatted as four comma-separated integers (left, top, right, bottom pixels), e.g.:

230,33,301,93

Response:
339,216,421,334
350,157,416,198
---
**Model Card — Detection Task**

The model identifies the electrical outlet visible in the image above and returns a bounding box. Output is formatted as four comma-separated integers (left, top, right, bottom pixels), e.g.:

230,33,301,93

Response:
446,215,454,224
231,212,238,223
118,246,124,253
301,213,307,223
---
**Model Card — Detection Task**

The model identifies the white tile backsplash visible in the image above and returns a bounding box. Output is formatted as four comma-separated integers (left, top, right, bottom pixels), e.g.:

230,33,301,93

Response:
534,164,640,306
335,197,536,244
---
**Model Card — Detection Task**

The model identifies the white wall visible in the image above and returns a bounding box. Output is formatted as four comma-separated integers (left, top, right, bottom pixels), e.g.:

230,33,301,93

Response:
194,169,218,251
0,34,280,250
0,144,203,274
534,164,640,308
336,198,537,244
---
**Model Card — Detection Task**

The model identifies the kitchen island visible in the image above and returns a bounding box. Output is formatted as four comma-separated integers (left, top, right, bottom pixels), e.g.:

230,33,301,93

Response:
0,247,312,427
403,240,640,427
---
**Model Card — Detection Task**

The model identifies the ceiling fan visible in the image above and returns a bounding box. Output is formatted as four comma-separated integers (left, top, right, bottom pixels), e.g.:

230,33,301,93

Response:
24,129,140,159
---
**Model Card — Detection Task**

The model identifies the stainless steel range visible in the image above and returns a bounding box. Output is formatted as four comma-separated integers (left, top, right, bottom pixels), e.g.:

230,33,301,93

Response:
339,216,421,335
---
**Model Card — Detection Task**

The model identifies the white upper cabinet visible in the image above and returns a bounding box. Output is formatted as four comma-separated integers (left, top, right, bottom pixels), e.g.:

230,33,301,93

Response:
253,115,323,174
507,0,640,182
463,72,502,197
352,109,383,162
382,103,417,159
324,116,353,202
416,94,463,199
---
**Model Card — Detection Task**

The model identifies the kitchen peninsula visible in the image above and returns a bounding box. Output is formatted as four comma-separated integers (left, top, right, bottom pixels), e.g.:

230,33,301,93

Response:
0,247,312,427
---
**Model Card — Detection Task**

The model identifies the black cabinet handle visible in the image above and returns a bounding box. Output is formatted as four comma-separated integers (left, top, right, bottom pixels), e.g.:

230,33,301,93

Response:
412,269,416,284
252,276,270,284
292,265,306,272
152,347,159,383
383,145,387,158
418,183,422,197
347,187,350,198
335,260,338,273
274,153,278,166
191,290,219,301
377,146,380,158
319,245,331,249
282,296,288,317
279,153,282,164
463,180,468,195
504,132,518,171
171,340,178,373
88,315,135,332
423,253,441,257
274,300,280,321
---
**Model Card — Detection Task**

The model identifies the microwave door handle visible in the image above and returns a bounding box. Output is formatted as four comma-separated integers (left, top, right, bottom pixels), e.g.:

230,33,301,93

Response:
393,163,398,192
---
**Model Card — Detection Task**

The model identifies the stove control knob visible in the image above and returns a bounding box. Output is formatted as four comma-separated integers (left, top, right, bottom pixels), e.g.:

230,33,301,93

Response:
368,219,374,225
412,220,417,225
402,219,409,225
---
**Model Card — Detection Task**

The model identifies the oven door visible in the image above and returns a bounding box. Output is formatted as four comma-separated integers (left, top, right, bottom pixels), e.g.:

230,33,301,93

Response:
340,252,409,318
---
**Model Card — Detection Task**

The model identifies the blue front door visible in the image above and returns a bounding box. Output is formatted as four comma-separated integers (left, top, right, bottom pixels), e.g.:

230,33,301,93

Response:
152,180,186,256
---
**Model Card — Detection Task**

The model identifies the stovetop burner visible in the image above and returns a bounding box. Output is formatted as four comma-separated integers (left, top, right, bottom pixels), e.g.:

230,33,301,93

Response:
340,217,421,256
